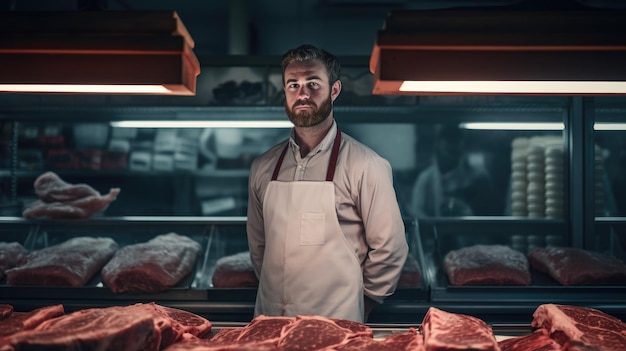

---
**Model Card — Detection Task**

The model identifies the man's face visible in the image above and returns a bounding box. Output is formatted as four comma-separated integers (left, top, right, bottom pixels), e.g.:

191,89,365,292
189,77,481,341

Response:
283,59,337,127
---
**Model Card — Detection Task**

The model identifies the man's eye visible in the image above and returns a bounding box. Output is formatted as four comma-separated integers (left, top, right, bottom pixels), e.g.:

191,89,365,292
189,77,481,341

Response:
309,82,319,88
287,84,298,89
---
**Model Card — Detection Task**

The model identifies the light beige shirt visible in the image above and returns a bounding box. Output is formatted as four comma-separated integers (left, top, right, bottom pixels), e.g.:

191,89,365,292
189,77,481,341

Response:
247,120,408,303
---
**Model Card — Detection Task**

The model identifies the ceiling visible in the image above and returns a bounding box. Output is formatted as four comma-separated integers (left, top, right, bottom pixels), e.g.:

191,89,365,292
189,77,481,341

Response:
2,0,624,57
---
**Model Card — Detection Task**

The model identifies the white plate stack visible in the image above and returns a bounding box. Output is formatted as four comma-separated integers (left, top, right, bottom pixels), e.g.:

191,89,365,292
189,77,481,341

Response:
510,137,529,217
526,140,546,218
544,143,565,219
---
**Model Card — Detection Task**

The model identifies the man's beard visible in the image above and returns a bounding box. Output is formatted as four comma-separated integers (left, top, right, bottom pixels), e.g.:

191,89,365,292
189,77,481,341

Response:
285,95,333,128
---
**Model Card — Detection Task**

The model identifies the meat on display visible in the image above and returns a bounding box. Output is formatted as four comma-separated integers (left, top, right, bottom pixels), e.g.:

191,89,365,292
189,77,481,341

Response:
101,232,201,293
443,244,532,286
5,237,118,287
22,171,120,219
0,305,12,320
498,329,562,351
0,304,64,338
422,306,501,351
211,251,259,288
532,304,626,351
528,247,626,285
0,242,26,281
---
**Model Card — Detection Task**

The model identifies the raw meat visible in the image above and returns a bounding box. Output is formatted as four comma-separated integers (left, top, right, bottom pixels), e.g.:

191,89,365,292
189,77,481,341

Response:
331,328,423,351
422,307,501,351
278,315,371,350
498,329,562,351
236,315,294,344
33,171,100,202
211,251,259,288
161,305,213,338
209,328,245,344
398,253,422,287
101,233,201,293
162,340,279,351
5,237,118,287
0,304,159,351
444,244,531,286
531,304,626,351
22,188,120,219
0,242,27,280
0,304,12,320
0,304,64,337
528,247,626,285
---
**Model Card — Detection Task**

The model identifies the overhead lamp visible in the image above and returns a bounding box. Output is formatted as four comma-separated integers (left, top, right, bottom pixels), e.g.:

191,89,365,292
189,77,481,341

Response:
0,11,200,95
110,120,294,128
369,8,626,95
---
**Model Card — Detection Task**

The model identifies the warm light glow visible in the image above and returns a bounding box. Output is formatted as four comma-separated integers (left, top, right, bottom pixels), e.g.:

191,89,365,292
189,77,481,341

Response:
461,122,565,130
110,120,295,128
400,81,626,94
0,84,172,94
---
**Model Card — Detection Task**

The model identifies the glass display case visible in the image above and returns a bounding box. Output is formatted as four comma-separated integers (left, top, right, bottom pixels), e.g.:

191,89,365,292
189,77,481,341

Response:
1,57,626,325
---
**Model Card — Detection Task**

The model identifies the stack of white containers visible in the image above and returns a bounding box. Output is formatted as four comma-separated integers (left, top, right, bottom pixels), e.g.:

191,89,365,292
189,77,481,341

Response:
509,136,564,218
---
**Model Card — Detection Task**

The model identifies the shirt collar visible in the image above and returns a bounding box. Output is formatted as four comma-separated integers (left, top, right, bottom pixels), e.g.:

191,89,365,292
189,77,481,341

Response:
288,119,337,156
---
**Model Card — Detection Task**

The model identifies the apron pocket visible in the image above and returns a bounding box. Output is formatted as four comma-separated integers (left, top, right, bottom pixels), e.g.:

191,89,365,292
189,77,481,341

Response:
300,212,325,245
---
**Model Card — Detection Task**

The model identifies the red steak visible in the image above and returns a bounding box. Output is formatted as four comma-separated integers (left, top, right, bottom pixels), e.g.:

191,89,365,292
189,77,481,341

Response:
422,307,500,351
532,304,626,351
5,237,118,287
101,233,201,293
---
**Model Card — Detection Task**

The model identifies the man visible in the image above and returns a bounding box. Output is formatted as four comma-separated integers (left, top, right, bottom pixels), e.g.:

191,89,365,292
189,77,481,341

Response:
246,44,408,323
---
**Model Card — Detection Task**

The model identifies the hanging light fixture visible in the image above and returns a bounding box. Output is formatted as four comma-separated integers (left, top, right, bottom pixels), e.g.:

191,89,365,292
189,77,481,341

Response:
369,8,626,95
0,11,200,95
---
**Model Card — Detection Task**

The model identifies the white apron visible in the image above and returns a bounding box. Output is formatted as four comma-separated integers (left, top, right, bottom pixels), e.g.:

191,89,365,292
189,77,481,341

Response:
255,128,364,322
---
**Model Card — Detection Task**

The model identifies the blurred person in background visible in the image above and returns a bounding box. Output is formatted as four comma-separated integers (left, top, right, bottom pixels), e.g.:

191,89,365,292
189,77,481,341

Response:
410,125,499,218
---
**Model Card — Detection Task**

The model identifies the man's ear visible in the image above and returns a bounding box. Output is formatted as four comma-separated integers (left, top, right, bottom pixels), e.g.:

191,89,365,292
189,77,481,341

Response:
331,80,342,102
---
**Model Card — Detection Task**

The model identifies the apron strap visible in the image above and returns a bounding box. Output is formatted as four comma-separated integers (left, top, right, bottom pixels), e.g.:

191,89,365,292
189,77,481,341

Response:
271,127,342,182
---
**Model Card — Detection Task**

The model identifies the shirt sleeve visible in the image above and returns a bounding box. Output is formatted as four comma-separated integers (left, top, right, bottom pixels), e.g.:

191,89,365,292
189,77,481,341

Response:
358,156,409,303
246,158,265,278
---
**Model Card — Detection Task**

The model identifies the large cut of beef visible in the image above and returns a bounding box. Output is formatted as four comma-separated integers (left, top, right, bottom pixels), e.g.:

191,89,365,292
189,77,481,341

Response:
101,232,201,293
498,329,562,351
22,171,120,219
0,242,27,281
398,253,422,287
0,303,212,351
422,307,501,351
331,328,423,351
528,247,626,285
531,303,626,351
0,304,64,338
5,236,118,287
211,251,259,288
444,244,531,286
277,315,373,350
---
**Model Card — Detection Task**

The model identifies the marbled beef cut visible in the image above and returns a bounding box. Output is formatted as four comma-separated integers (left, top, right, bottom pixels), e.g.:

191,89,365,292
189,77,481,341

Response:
211,251,258,288
278,315,371,350
498,329,562,351
161,305,212,338
422,307,501,351
0,304,12,320
0,304,64,337
528,247,626,285
531,304,626,351
0,242,27,281
5,237,118,287
101,233,201,293
331,328,423,351
444,244,531,286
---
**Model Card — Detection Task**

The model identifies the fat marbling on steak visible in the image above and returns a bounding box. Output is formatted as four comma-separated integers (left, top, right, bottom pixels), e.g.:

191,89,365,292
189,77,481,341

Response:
528,247,626,285
5,237,118,287
498,329,562,351
444,244,531,286
0,304,64,338
531,303,626,351
422,307,501,351
101,233,201,293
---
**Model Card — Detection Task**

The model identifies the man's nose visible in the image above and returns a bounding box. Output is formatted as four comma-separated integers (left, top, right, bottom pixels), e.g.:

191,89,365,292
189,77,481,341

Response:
297,86,310,99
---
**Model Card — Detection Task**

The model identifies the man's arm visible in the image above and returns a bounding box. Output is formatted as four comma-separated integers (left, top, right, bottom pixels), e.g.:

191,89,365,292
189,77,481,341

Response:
246,161,265,278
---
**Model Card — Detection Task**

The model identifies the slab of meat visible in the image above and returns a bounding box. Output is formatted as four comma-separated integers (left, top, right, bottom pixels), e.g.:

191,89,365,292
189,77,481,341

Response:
209,328,245,344
422,307,501,351
160,305,213,339
162,339,279,351
211,251,259,288
33,171,100,202
528,247,626,285
398,253,422,287
0,304,159,351
278,315,372,351
498,329,562,351
101,233,201,293
444,244,531,286
5,237,118,287
331,328,423,351
0,304,64,337
236,315,294,344
531,304,626,351
0,242,27,281
0,304,12,320
22,188,120,219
